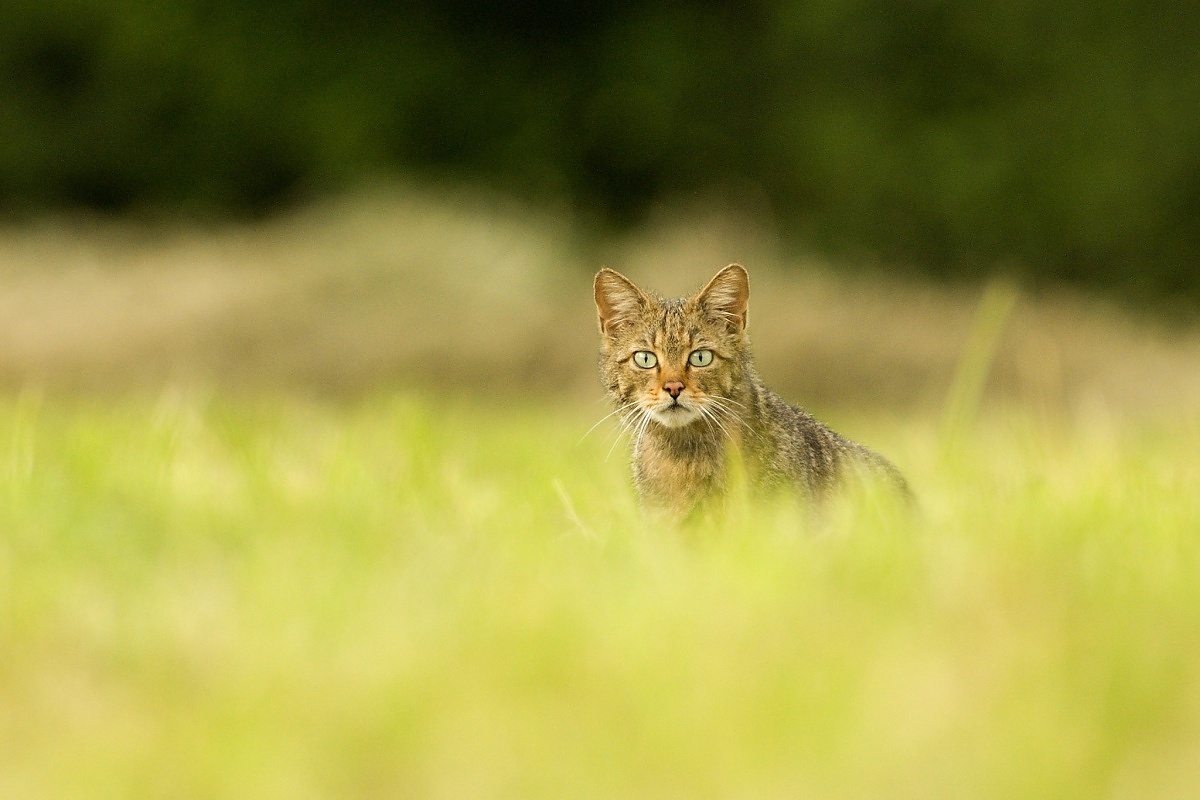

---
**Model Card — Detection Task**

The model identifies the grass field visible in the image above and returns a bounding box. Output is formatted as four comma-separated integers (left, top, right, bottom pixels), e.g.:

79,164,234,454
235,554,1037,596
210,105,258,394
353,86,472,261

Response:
3,190,1200,797
2,388,1199,798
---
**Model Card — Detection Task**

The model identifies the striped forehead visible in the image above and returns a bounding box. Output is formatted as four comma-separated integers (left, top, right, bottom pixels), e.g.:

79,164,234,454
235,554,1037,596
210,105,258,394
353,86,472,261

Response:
651,301,698,362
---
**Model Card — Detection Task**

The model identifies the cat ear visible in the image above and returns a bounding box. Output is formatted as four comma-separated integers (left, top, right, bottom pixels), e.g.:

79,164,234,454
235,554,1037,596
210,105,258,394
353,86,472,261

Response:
594,268,650,337
696,263,749,331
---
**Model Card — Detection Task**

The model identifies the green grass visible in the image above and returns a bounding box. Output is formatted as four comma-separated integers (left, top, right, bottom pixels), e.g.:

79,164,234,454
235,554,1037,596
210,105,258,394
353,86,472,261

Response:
2,390,1200,798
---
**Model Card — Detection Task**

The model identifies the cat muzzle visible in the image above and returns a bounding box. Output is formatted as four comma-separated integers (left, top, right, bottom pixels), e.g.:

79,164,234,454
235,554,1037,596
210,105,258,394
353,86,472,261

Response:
650,399,700,428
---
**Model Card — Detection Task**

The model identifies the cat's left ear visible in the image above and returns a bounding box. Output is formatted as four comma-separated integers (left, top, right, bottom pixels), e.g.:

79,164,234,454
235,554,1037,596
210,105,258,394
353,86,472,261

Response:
696,263,749,332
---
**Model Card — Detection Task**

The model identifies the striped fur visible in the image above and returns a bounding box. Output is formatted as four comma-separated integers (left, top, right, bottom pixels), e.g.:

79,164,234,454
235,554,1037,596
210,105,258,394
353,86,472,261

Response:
594,264,908,517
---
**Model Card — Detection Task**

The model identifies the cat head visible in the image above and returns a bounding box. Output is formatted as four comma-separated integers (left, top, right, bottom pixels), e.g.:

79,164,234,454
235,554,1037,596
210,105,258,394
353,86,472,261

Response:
594,264,751,430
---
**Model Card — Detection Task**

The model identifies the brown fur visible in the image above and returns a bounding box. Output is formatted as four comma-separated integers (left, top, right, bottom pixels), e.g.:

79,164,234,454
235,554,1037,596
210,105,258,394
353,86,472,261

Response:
594,264,908,517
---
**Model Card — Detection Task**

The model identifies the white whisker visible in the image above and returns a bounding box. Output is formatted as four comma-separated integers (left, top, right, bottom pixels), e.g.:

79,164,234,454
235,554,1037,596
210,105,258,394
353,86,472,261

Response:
710,395,748,410
633,407,654,460
580,400,641,444
697,403,734,444
607,406,651,462
705,396,763,442
705,395,751,425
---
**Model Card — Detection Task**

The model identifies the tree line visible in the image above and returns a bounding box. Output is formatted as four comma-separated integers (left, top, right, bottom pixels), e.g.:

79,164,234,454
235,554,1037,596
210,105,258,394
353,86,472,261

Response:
2,1,1198,298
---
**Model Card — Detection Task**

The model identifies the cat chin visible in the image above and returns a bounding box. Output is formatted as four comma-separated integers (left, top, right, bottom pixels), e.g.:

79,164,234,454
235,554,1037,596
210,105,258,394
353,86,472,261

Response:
649,405,701,429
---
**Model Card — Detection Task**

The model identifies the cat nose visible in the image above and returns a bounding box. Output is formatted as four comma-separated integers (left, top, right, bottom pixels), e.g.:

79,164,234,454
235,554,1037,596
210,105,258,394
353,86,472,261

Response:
663,381,684,398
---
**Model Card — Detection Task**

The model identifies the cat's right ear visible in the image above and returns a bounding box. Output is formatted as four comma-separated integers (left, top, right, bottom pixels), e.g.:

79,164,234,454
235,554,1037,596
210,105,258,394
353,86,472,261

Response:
594,268,649,337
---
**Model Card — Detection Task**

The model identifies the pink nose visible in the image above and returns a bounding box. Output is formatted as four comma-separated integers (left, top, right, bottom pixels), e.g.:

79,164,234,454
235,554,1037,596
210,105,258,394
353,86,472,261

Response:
663,381,684,398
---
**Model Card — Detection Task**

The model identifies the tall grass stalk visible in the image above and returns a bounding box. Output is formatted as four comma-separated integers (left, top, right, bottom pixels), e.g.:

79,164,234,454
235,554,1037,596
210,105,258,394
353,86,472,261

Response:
940,279,1020,451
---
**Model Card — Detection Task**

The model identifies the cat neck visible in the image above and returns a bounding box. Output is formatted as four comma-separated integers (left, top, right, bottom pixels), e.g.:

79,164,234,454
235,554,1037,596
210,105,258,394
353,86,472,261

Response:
641,417,732,457
632,385,763,515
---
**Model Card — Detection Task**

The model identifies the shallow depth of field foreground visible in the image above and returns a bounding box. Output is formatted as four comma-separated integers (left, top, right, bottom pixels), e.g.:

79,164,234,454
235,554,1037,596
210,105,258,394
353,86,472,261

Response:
2,390,1200,798
3,194,1200,797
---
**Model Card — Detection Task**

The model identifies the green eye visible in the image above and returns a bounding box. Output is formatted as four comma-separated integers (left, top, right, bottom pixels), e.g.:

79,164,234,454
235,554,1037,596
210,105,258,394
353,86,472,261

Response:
689,349,714,367
632,351,658,369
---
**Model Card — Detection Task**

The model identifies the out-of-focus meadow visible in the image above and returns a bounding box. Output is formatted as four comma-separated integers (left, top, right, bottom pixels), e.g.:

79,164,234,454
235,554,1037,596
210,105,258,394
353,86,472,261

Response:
4,383,1200,799
3,190,1200,798
5,1,1200,797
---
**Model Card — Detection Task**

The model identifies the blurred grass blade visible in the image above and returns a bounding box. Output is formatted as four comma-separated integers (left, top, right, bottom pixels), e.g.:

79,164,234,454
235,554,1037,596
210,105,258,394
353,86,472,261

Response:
941,279,1020,449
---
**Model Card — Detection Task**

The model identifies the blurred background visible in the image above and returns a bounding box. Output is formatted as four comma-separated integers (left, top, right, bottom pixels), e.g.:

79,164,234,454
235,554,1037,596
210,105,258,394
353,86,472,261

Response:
2,0,1199,412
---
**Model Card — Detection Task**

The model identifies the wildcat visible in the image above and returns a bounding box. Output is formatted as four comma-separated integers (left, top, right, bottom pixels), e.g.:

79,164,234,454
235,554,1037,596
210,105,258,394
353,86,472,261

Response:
594,263,908,516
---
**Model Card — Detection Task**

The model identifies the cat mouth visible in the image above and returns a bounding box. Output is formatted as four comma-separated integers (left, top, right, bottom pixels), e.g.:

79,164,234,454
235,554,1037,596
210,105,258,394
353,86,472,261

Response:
649,400,700,428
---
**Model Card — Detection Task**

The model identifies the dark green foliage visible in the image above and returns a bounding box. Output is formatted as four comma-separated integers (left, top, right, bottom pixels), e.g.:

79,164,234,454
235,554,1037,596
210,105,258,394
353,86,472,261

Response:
2,1,1198,297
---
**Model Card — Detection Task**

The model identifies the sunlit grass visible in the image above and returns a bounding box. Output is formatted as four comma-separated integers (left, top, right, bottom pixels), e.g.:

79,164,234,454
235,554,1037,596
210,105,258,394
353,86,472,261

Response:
2,390,1198,798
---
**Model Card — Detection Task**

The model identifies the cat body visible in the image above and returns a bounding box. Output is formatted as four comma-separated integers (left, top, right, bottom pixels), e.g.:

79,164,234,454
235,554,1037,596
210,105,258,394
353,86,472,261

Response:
594,264,907,516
